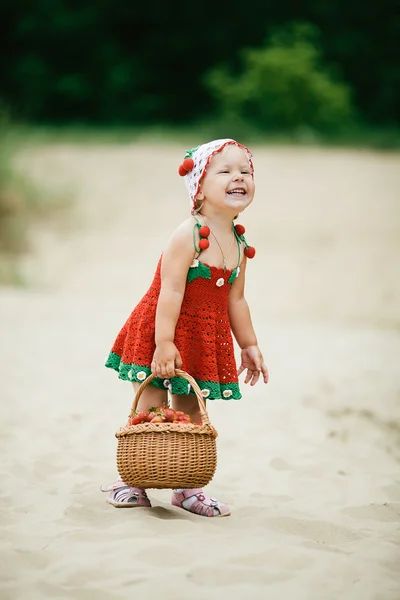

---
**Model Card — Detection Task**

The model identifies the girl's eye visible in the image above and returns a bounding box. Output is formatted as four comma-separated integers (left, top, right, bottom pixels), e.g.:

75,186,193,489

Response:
242,170,250,174
219,170,229,174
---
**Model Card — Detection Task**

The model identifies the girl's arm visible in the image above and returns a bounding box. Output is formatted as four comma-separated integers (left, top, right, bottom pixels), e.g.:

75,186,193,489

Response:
151,220,194,378
228,258,269,385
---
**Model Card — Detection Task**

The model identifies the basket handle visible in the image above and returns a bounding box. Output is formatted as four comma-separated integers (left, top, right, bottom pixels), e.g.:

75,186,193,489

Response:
129,369,212,426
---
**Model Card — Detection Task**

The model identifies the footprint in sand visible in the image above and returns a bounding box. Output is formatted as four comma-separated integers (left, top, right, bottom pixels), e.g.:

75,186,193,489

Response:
341,502,400,522
262,516,364,545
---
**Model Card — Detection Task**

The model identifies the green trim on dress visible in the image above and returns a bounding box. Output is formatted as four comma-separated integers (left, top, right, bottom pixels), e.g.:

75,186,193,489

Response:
105,352,241,400
228,267,240,284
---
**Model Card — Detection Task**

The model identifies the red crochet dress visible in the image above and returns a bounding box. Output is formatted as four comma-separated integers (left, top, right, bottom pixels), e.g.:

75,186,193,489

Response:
105,225,245,400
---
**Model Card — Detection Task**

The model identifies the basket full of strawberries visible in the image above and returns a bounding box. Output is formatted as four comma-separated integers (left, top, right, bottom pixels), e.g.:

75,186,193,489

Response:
115,370,218,489
128,406,198,426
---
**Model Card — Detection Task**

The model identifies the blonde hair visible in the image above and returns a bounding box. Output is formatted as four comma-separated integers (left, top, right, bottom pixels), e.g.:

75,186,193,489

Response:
192,199,204,215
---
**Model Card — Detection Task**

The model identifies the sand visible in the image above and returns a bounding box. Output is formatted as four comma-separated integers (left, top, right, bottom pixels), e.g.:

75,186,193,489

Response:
1,142,399,600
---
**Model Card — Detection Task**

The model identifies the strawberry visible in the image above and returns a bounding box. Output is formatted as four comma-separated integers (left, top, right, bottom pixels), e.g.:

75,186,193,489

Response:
177,413,192,423
130,411,147,425
164,408,176,422
150,415,163,423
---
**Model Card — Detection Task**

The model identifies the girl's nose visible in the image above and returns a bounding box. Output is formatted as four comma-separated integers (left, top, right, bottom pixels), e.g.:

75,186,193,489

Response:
233,171,244,181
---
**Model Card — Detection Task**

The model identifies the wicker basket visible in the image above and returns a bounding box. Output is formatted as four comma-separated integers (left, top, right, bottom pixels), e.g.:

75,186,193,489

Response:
115,369,218,489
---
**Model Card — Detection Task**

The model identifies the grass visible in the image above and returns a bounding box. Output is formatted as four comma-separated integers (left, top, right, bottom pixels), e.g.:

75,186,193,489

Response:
8,117,400,151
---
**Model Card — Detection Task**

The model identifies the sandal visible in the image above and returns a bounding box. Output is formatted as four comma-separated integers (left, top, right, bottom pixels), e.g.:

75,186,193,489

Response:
171,488,230,517
100,481,151,508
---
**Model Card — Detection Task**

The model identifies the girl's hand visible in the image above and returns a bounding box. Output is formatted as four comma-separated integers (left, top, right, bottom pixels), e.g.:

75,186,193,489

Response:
151,342,183,379
238,345,269,386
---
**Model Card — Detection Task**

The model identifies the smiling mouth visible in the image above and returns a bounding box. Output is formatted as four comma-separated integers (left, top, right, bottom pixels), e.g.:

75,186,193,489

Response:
227,188,246,195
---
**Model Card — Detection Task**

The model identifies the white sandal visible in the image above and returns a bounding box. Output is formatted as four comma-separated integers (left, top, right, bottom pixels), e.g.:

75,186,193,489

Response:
101,481,151,508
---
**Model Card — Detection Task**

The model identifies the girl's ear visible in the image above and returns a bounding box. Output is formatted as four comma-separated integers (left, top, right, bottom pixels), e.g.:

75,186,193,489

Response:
196,190,205,202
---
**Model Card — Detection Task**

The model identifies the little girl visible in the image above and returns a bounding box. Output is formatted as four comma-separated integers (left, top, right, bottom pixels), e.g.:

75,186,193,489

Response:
102,139,269,517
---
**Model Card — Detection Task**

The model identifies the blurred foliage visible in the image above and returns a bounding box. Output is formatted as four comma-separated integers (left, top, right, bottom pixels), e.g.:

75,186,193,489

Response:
205,23,355,133
0,1,399,130
0,106,36,254
0,106,70,283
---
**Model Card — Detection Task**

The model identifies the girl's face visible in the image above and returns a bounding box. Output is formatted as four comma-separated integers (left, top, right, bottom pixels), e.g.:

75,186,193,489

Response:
196,145,255,215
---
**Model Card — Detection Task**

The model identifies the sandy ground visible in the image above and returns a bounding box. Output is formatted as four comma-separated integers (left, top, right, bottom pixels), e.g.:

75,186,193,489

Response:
1,142,400,600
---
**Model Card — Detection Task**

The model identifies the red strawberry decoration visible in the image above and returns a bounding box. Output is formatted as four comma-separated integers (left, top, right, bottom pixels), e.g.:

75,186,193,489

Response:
235,224,246,236
199,238,210,250
199,225,210,238
244,246,256,259
183,158,194,171
178,157,194,176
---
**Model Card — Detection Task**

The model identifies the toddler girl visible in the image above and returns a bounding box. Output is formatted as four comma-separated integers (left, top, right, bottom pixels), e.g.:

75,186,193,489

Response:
102,139,269,517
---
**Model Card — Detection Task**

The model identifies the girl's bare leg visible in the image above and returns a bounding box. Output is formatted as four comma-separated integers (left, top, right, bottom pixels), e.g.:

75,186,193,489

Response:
131,382,167,415
171,393,202,423
171,392,230,517
101,382,167,508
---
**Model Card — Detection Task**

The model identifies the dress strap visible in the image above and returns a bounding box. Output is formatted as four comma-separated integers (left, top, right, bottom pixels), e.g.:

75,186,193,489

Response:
233,223,256,261
232,222,241,268
192,216,202,256
193,217,242,265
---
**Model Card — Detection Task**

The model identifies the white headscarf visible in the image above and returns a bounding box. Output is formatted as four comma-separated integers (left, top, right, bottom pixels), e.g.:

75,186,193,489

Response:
178,139,254,211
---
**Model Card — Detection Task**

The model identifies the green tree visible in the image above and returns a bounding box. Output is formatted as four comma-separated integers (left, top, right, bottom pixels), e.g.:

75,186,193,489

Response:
0,1,398,126
205,22,355,133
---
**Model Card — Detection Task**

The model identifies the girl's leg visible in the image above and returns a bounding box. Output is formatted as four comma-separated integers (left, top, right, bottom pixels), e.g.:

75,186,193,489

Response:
172,392,202,423
170,393,230,517
102,383,168,508
132,382,168,414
